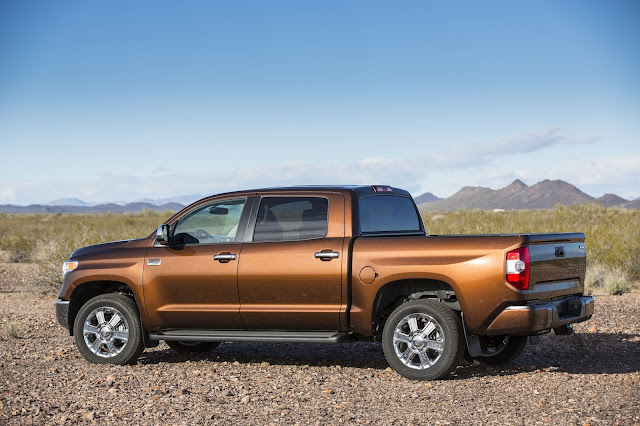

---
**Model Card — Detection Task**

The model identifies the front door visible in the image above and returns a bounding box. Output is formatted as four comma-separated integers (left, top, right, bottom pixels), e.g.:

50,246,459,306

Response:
237,194,346,330
142,197,249,330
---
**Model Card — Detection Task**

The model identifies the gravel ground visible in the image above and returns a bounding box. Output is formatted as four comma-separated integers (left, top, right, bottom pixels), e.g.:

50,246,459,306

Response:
0,266,638,424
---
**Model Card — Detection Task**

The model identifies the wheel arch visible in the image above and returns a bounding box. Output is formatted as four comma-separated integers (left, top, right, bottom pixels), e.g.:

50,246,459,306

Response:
68,281,140,336
370,279,460,338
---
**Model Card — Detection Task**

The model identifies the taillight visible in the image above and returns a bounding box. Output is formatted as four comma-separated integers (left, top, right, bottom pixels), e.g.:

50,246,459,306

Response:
506,247,530,290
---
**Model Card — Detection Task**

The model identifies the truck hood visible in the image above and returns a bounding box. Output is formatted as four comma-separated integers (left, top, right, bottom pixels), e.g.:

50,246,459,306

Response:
70,239,143,259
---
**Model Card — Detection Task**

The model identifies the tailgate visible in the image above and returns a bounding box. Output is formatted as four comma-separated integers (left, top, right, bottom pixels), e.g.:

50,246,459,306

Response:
525,233,586,296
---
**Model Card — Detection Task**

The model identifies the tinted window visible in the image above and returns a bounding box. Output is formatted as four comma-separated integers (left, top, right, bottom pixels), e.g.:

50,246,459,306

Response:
254,197,328,242
359,195,422,234
173,198,247,244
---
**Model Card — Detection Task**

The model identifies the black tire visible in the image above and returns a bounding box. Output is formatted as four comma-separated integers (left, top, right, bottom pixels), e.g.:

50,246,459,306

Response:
382,299,465,380
476,335,527,365
166,341,220,353
73,293,145,365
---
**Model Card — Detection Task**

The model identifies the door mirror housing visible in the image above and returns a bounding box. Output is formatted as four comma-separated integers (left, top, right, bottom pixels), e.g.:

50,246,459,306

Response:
156,224,170,245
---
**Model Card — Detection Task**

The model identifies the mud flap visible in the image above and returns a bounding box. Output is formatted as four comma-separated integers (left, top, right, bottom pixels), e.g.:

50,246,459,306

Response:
461,313,481,357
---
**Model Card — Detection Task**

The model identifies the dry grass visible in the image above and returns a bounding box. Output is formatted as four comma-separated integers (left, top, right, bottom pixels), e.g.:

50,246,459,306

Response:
0,204,638,294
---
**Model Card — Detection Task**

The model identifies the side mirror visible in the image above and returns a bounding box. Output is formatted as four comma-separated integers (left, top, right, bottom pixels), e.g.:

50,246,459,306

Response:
156,224,170,245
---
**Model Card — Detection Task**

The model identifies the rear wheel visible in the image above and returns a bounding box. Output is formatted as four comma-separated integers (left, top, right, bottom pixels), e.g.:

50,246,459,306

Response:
166,341,220,353
382,299,464,380
476,335,527,365
73,294,145,365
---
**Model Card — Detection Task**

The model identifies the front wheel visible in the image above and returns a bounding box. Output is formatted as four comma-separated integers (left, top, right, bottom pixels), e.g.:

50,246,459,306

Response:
166,341,220,353
382,299,465,380
73,293,145,365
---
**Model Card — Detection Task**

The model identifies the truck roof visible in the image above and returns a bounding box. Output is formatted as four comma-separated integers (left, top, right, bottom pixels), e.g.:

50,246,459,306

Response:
204,185,413,199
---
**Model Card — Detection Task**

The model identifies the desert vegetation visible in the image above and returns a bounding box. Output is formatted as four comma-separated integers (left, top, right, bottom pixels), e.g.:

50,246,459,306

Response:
0,204,637,294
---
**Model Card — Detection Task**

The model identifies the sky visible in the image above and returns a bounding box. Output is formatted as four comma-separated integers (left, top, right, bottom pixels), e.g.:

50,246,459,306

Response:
1,0,639,205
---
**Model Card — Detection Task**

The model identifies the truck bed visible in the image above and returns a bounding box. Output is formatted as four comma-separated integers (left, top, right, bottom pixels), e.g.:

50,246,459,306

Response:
350,233,587,335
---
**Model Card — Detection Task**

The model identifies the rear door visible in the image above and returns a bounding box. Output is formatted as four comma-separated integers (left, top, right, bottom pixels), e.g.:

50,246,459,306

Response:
237,193,346,330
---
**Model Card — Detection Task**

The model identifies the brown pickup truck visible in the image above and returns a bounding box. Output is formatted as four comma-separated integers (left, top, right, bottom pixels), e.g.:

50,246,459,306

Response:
56,185,594,380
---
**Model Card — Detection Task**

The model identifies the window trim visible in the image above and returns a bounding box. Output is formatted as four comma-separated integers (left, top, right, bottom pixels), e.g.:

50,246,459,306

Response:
167,196,256,246
248,195,330,243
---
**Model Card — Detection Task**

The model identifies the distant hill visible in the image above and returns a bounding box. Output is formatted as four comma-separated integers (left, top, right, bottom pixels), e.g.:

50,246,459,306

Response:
414,192,441,204
2,182,636,213
0,202,185,214
626,198,640,209
419,179,635,211
594,194,628,208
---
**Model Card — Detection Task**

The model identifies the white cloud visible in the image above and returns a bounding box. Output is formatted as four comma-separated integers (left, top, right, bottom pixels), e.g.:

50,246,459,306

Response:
427,127,599,169
2,128,630,204
0,189,16,202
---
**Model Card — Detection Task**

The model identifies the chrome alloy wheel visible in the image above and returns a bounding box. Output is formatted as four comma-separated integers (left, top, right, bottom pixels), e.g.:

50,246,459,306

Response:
83,307,130,358
393,313,445,369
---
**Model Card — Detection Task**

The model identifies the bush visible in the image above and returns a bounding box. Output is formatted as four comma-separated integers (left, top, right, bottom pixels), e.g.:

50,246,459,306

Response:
5,321,27,338
0,235,37,263
603,273,632,295
584,264,609,293
584,264,632,295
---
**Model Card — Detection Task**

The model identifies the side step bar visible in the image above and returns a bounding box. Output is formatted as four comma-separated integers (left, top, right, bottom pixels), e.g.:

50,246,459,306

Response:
148,330,353,344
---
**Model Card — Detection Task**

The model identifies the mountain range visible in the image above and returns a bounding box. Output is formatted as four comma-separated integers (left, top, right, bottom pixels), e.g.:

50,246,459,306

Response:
417,179,638,211
0,180,637,213
0,202,186,214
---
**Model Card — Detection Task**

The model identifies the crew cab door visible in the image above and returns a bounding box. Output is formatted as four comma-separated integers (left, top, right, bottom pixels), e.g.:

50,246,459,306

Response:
237,193,346,330
142,197,252,330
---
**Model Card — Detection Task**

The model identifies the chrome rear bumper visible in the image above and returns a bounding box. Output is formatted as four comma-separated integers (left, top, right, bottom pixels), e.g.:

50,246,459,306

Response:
486,295,594,335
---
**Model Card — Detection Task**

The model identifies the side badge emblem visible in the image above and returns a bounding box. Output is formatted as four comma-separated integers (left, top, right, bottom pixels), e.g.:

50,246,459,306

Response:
147,259,162,266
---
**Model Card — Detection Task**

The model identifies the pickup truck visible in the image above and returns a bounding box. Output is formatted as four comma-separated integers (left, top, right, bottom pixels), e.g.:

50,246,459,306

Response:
56,185,594,380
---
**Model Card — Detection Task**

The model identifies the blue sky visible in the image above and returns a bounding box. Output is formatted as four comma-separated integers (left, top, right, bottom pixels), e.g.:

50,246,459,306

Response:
1,0,639,205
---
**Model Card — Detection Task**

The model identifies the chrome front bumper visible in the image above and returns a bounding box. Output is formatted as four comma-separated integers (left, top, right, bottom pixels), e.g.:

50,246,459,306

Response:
486,295,595,335
56,300,70,329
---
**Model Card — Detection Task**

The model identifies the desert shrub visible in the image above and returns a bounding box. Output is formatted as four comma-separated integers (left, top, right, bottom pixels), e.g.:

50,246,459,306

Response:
0,235,37,263
5,321,27,338
584,263,633,295
602,272,631,295
584,264,609,292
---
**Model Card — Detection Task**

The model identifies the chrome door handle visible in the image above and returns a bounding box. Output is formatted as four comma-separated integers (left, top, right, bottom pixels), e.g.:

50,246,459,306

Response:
314,251,339,260
213,254,237,261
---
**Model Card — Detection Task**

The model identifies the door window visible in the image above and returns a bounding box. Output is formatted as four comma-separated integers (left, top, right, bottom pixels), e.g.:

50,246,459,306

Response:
253,197,328,242
173,198,247,244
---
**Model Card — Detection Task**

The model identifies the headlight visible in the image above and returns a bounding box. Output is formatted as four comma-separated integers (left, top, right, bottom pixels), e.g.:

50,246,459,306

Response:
62,261,78,276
